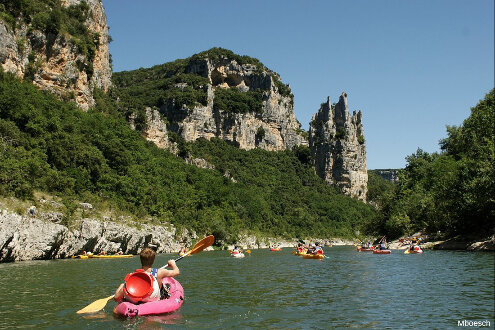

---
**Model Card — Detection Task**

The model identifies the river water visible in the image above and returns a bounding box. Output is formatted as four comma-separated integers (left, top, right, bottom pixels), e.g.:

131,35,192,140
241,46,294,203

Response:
0,247,493,329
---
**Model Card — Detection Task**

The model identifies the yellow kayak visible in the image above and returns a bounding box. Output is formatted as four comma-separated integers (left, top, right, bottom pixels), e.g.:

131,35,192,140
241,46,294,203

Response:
88,254,133,259
292,249,307,256
71,255,89,259
301,253,325,259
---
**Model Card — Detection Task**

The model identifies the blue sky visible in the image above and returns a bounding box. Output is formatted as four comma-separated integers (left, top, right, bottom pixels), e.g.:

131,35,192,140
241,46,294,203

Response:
102,0,493,169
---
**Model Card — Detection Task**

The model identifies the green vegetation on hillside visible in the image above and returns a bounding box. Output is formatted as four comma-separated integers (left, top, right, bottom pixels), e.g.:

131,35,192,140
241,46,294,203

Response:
191,47,265,70
213,87,263,114
0,69,374,242
365,90,495,239
112,59,209,115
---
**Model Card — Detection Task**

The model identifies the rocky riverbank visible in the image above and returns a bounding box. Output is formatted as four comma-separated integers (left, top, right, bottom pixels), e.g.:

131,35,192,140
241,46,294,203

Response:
0,207,189,262
229,236,355,250
388,235,494,252
0,201,357,262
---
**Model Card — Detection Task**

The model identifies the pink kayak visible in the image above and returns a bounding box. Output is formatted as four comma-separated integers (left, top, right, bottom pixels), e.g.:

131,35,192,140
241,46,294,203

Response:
114,277,184,317
373,249,391,254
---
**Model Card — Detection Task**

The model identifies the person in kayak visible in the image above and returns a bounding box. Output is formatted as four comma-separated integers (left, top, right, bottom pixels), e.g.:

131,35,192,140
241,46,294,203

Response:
314,242,323,255
114,248,180,303
179,245,189,255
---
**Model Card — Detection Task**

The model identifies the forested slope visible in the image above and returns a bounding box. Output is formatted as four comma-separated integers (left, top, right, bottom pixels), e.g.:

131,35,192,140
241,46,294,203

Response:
0,69,374,242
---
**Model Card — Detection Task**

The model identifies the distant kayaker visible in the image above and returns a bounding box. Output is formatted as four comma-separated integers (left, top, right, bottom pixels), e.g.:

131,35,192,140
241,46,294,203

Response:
179,246,189,255
314,242,323,255
114,248,180,303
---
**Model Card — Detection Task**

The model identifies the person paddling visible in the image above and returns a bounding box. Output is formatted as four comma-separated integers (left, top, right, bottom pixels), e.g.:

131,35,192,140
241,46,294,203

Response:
114,248,179,303
314,242,323,255
232,245,243,255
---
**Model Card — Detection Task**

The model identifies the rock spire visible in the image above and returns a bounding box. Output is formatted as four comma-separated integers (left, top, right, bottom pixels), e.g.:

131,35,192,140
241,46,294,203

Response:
309,92,368,201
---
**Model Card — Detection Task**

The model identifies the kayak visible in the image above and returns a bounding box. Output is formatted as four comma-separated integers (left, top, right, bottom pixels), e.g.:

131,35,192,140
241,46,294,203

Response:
270,248,282,251
357,247,374,252
373,250,391,254
71,255,89,259
301,253,325,259
231,252,245,258
88,254,133,259
404,248,423,254
114,277,184,317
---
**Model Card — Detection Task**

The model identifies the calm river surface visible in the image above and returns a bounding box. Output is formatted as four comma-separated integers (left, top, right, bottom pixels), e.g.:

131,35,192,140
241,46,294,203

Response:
0,247,493,329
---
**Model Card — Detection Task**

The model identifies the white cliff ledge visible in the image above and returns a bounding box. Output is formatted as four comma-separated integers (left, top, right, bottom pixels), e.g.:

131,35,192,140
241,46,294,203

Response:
0,208,183,262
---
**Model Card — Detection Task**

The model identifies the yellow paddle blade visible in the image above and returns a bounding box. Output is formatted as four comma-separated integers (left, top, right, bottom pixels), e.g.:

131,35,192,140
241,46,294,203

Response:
246,250,251,253
76,295,114,314
228,250,232,253
189,235,215,255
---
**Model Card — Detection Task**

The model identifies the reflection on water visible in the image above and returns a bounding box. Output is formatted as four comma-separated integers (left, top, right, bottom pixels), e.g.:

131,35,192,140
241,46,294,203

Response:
0,247,493,329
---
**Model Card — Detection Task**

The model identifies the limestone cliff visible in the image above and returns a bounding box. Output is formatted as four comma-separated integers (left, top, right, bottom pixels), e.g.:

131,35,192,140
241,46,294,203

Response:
309,92,368,201
0,0,111,110
118,49,308,152
372,169,400,183
0,208,185,262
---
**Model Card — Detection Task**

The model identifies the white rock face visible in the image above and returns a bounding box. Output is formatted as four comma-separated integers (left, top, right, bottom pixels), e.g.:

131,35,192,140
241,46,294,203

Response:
309,93,368,201
0,0,112,109
154,57,308,152
0,210,182,262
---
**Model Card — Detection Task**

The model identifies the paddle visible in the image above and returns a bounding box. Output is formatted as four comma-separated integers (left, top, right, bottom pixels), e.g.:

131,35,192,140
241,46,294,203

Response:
76,235,215,314
167,235,215,265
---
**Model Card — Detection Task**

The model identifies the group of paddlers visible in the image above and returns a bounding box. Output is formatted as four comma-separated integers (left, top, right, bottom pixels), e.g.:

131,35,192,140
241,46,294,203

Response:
296,242,324,255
